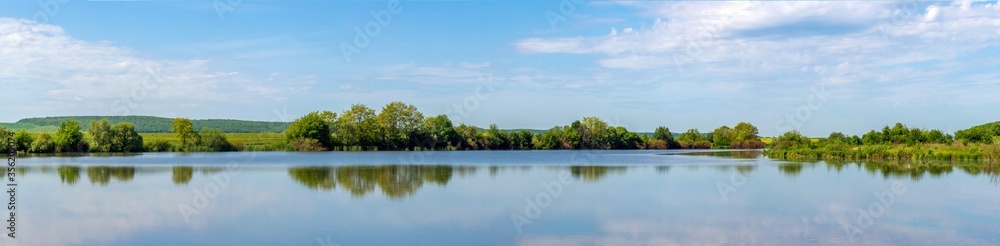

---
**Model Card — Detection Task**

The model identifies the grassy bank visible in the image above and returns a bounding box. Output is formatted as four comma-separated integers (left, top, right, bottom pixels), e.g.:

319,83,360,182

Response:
764,143,1000,162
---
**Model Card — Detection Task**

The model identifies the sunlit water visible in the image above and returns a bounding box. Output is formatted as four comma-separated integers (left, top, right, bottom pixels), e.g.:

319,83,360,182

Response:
3,150,999,245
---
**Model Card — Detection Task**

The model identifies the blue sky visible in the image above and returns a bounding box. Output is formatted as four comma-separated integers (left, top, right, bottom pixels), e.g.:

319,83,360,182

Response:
1,0,998,136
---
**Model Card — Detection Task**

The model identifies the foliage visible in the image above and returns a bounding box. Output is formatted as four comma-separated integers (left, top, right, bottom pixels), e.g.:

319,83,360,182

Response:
111,123,144,152
172,118,197,146
771,130,812,150
144,140,173,152
956,121,1000,144
376,101,424,150
285,111,333,148
335,104,379,149
88,119,114,152
18,116,289,133
195,128,236,152
711,126,732,149
13,130,33,152
29,133,56,153
54,120,87,152
651,126,678,148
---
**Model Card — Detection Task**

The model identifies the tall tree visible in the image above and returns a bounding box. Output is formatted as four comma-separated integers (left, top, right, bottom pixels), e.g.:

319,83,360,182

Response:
652,126,677,148
12,130,33,152
335,104,379,148
55,120,86,152
711,125,733,149
420,114,458,150
285,111,333,149
88,119,114,152
376,102,424,150
30,133,56,153
172,118,197,146
111,122,144,152
579,117,610,149
677,129,705,143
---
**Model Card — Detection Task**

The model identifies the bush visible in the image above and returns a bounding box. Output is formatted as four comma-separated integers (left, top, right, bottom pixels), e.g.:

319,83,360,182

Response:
29,133,56,153
197,128,236,152
144,140,173,152
679,140,712,149
731,139,765,149
642,139,668,149
291,138,327,152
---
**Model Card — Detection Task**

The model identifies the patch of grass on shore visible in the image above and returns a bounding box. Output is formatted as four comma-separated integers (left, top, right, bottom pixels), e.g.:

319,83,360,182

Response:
765,142,1000,162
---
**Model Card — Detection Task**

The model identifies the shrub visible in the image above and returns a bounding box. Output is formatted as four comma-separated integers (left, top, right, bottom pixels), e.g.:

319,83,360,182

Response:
144,140,173,152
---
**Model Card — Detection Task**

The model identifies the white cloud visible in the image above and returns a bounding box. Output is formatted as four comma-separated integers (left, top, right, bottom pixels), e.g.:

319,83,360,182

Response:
0,17,309,116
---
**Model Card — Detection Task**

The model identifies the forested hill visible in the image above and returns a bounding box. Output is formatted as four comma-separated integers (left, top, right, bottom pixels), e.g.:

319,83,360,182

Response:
16,116,289,133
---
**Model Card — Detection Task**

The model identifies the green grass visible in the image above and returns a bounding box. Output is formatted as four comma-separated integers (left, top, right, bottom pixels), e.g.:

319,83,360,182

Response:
139,132,285,151
765,142,1000,162
24,132,286,151
0,123,58,133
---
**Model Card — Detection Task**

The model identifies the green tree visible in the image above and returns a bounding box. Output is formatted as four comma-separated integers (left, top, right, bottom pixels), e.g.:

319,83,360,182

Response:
711,125,733,149
111,122,144,152
198,128,235,151
771,130,810,150
420,114,458,150
335,104,379,149
579,117,610,149
172,118,197,146
677,129,705,143
454,123,483,150
862,130,886,145
12,130,33,152
533,127,561,150
484,124,509,150
376,102,424,150
88,119,114,152
730,122,763,148
509,130,534,150
652,126,677,148
285,111,332,149
55,120,86,152
30,133,56,153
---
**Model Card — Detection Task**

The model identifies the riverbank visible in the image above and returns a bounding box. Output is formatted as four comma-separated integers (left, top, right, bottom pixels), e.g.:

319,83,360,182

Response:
764,142,1000,162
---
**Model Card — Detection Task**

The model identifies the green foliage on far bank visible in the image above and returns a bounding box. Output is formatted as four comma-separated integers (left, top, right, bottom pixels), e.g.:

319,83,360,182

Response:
766,122,1000,162
16,116,288,133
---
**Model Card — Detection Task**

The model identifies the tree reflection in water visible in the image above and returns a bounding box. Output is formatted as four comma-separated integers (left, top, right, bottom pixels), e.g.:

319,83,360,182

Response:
57,165,81,185
172,166,194,185
288,165,455,199
86,166,135,185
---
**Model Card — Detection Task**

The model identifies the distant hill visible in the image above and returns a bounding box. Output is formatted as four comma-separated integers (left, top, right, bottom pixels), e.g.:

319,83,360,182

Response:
15,116,290,133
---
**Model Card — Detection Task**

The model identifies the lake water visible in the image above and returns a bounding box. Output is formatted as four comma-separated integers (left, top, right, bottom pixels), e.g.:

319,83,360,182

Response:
3,150,999,245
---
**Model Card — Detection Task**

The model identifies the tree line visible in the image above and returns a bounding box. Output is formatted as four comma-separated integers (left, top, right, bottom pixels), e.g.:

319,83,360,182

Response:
0,118,236,153
17,116,288,133
281,101,764,151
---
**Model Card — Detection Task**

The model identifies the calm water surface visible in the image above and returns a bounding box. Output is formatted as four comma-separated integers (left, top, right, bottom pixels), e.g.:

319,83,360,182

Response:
4,150,999,245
